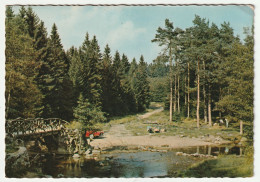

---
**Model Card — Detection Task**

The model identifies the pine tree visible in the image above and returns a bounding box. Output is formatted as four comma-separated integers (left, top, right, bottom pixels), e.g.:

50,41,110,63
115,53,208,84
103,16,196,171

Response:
152,19,177,121
42,23,73,120
120,54,136,113
25,6,40,38
216,28,253,135
121,53,130,75
80,34,103,108
74,93,106,128
110,51,125,115
101,44,114,114
190,15,210,128
134,55,150,112
5,7,42,118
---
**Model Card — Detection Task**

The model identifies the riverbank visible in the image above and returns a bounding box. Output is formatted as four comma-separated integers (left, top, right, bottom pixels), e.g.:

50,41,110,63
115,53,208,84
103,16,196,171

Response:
91,126,230,150
178,154,253,177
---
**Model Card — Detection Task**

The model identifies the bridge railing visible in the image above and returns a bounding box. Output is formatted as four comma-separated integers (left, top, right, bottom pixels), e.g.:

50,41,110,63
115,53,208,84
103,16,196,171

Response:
6,118,69,137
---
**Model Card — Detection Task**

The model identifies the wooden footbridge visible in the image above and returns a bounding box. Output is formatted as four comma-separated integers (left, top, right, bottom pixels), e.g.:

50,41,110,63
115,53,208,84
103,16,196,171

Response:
6,118,88,154
6,118,69,138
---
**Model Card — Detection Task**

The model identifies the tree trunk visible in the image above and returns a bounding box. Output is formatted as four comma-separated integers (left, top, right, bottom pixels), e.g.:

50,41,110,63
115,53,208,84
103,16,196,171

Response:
240,147,243,156
208,146,211,155
219,87,222,118
6,91,11,118
174,74,177,113
208,85,212,126
178,75,180,113
169,46,173,122
197,57,200,128
197,146,200,154
203,60,207,124
6,73,12,119
185,76,187,106
240,120,243,135
187,63,190,119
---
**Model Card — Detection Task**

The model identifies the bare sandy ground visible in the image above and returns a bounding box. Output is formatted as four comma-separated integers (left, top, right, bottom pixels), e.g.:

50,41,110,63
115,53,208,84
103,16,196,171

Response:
91,125,214,149
91,108,227,150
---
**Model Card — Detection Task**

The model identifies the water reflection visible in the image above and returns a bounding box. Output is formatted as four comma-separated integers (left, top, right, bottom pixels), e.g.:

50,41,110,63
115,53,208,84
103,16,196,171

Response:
38,145,244,178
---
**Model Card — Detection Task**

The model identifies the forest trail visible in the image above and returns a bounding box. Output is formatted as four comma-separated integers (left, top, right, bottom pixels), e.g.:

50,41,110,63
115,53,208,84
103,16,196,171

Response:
105,124,132,137
102,107,164,138
139,107,164,119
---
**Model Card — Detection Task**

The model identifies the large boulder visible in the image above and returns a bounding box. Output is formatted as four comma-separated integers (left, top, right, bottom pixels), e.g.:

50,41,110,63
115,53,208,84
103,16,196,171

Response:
6,147,30,177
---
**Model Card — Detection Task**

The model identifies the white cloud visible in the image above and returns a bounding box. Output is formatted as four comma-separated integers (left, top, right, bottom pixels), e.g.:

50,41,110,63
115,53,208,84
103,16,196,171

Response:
55,6,126,50
106,21,146,48
27,6,148,59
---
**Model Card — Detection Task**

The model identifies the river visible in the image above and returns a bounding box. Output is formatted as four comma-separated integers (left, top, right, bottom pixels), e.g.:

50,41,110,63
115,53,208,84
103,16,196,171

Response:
22,145,244,178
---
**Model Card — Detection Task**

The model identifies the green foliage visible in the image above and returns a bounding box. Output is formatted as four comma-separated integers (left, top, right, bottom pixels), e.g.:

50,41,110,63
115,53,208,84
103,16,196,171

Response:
243,123,254,142
5,7,43,118
172,112,181,122
215,39,254,124
178,155,253,177
41,24,73,120
152,15,253,136
147,55,169,77
148,77,168,102
100,44,114,114
80,34,103,107
133,55,150,112
73,93,106,128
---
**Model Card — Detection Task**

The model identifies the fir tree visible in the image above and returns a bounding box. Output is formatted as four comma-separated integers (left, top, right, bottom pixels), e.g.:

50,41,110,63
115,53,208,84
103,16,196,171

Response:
101,44,114,114
42,24,73,120
134,55,150,112
74,93,106,128
80,34,103,107
5,7,42,118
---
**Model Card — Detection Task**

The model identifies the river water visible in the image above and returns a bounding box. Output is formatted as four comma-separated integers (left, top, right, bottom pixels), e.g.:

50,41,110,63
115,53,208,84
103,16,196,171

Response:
24,145,243,178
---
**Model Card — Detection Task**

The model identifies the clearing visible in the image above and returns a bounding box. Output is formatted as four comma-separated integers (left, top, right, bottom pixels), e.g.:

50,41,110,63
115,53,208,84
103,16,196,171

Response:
91,103,236,150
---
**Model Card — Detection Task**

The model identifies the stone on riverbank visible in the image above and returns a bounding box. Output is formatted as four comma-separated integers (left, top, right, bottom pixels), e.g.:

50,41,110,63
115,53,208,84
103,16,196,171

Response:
176,152,184,156
175,151,215,158
6,147,30,177
73,153,80,158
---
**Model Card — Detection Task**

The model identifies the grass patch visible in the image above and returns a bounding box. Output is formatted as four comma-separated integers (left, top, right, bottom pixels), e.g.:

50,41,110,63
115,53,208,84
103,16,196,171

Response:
125,119,147,136
140,110,241,139
109,115,138,125
178,154,253,177
92,102,241,140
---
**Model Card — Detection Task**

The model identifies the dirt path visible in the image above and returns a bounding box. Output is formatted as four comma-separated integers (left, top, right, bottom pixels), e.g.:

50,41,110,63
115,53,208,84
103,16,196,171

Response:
139,107,164,119
91,108,227,150
104,124,132,137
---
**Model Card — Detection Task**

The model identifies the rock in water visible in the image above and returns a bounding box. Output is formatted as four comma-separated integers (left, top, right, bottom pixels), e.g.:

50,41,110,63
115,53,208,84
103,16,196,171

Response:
57,174,64,178
6,147,31,177
92,150,101,155
85,149,92,154
176,152,183,156
73,153,80,158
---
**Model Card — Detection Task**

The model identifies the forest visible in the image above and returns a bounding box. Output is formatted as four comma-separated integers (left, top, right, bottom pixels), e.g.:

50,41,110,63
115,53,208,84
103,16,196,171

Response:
5,6,254,137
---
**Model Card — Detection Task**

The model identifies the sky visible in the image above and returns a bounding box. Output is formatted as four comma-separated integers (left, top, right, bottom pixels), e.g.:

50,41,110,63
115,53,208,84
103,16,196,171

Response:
12,5,254,63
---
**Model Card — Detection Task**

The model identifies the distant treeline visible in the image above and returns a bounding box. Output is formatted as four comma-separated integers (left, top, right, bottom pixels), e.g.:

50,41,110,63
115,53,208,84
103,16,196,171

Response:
5,6,150,127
